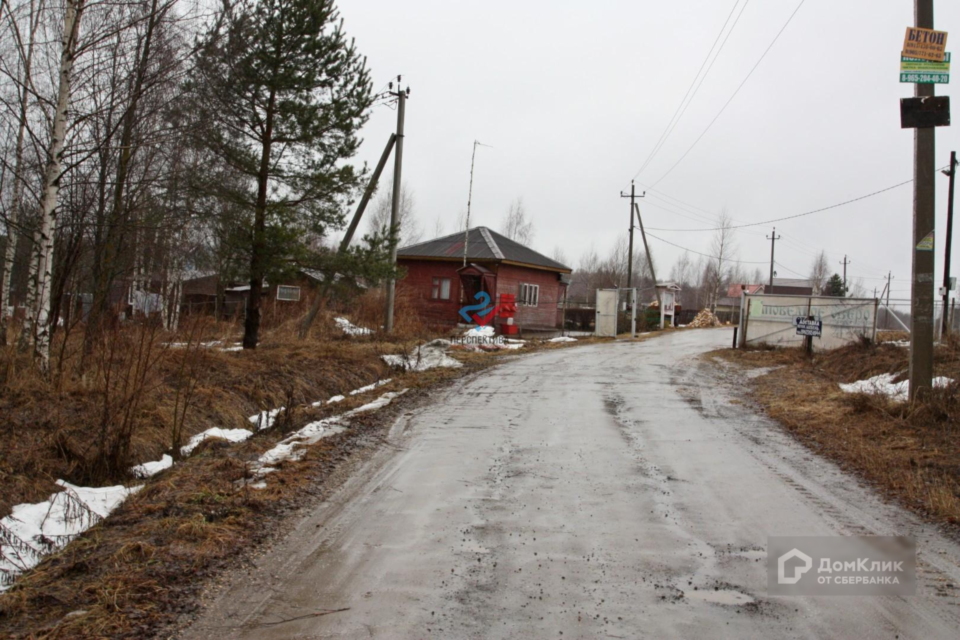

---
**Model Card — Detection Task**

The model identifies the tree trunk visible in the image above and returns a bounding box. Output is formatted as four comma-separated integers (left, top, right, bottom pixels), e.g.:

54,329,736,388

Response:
83,0,161,349
34,0,84,372
242,89,277,350
1,0,43,345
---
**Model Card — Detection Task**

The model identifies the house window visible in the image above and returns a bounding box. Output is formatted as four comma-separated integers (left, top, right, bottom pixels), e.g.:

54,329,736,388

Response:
431,277,451,300
519,283,539,306
276,285,301,302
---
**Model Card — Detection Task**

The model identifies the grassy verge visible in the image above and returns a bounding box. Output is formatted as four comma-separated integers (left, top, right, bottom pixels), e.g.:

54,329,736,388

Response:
0,321,606,638
711,336,960,528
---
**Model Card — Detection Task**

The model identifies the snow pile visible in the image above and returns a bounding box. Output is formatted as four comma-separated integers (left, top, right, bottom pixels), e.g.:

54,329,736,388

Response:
464,325,495,338
335,317,373,336
1,481,140,591
250,379,392,426
250,390,408,481
839,373,954,403
348,378,392,396
181,427,254,456
548,336,577,343
131,454,173,479
166,340,243,352
383,339,462,371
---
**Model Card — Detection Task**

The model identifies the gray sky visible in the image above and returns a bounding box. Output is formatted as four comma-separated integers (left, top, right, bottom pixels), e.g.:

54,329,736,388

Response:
339,0,960,300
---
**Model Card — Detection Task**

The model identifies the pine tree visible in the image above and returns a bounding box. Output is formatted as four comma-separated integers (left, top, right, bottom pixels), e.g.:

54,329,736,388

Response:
192,0,373,348
824,273,846,297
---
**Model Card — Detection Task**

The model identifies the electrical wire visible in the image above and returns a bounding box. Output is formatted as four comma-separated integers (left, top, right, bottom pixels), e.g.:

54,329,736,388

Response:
645,176,913,232
645,232,768,264
650,0,807,188
631,0,748,181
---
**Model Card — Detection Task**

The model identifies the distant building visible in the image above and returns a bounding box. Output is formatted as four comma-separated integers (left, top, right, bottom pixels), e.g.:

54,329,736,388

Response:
715,283,765,319
767,277,814,296
396,227,572,330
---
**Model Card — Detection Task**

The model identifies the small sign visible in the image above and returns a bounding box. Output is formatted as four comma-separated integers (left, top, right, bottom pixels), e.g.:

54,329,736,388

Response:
903,26,948,62
900,96,951,128
916,231,935,251
901,52,950,84
950,276,957,290
794,317,822,337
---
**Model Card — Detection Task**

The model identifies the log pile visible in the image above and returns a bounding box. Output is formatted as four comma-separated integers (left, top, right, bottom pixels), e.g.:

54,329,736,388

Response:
688,309,723,328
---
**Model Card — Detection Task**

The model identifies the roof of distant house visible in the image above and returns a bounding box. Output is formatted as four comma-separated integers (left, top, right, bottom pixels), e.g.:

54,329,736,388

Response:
726,283,765,297
771,277,814,288
397,227,571,272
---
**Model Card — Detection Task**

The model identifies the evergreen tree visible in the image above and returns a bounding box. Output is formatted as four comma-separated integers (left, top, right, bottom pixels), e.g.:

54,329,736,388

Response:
192,0,373,348
824,273,846,297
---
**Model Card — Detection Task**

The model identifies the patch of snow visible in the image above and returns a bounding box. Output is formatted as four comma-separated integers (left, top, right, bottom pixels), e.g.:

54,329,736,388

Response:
219,344,243,352
349,378,392,396
383,340,462,371
839,373,953,403
181,427,253,456
1,481,140,591
504,338,525,344
548,336,577,343
464,325,495,338
249,407,284,431
257,379,391,419
130,454,173,479
251,390,407,482
335,317,373,336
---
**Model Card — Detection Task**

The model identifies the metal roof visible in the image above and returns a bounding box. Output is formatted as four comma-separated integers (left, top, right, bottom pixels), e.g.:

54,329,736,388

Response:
397,227,572,272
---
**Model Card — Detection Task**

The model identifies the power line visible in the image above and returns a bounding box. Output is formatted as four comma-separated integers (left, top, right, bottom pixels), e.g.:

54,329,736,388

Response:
631,0,749,181
646,176,914,232
650,0,807,188
645,232,768,264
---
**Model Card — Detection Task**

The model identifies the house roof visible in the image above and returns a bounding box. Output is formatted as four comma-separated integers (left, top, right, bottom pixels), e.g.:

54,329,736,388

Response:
771,277,813,289
397,227,572,273
726,283,765,297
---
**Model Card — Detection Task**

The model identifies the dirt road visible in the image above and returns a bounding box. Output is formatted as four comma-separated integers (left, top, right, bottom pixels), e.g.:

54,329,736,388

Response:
183,329,960,639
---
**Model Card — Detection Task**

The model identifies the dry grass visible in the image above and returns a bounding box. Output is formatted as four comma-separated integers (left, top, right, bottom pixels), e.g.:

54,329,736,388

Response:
714,336,960,526
0,303,597,637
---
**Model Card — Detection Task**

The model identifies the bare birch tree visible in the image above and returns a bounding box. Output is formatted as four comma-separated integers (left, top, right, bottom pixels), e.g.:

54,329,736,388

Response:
32,0,84,371
501,197,534,245
809,250,829,294
708,210,735,312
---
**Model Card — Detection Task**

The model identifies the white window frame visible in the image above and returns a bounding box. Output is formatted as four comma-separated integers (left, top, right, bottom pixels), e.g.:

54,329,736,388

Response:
276,285,301,302
431,277,452,300
519,283,540,307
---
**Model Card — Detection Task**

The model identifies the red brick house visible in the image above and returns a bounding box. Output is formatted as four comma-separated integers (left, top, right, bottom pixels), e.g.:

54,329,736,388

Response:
396,227,572,330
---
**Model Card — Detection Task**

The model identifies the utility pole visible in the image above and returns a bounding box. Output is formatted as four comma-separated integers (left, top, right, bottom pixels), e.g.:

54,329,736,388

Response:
384,77,408,333
941,151,957,336
633,203,659,300
620,181,645,288
462,140,492,268
910,0,936,399
839,255,850,296
885,272,894,330
766,227,781,290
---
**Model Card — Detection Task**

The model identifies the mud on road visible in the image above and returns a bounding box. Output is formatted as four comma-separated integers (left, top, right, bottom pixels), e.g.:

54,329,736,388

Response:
182,329,960,639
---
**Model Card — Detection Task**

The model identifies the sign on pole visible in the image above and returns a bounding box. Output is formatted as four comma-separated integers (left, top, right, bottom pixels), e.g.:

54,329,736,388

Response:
794,317,822,338
901,52,950,84
903,26,948,62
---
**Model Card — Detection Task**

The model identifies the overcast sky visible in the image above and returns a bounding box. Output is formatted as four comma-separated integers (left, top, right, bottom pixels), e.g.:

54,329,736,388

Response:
337,0,960,300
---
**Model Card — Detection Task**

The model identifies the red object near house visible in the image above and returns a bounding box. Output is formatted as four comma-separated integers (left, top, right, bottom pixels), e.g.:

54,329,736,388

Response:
396,227,572,331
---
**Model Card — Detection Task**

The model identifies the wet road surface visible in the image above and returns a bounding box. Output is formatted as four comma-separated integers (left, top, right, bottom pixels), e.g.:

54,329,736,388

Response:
184,329,960,639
